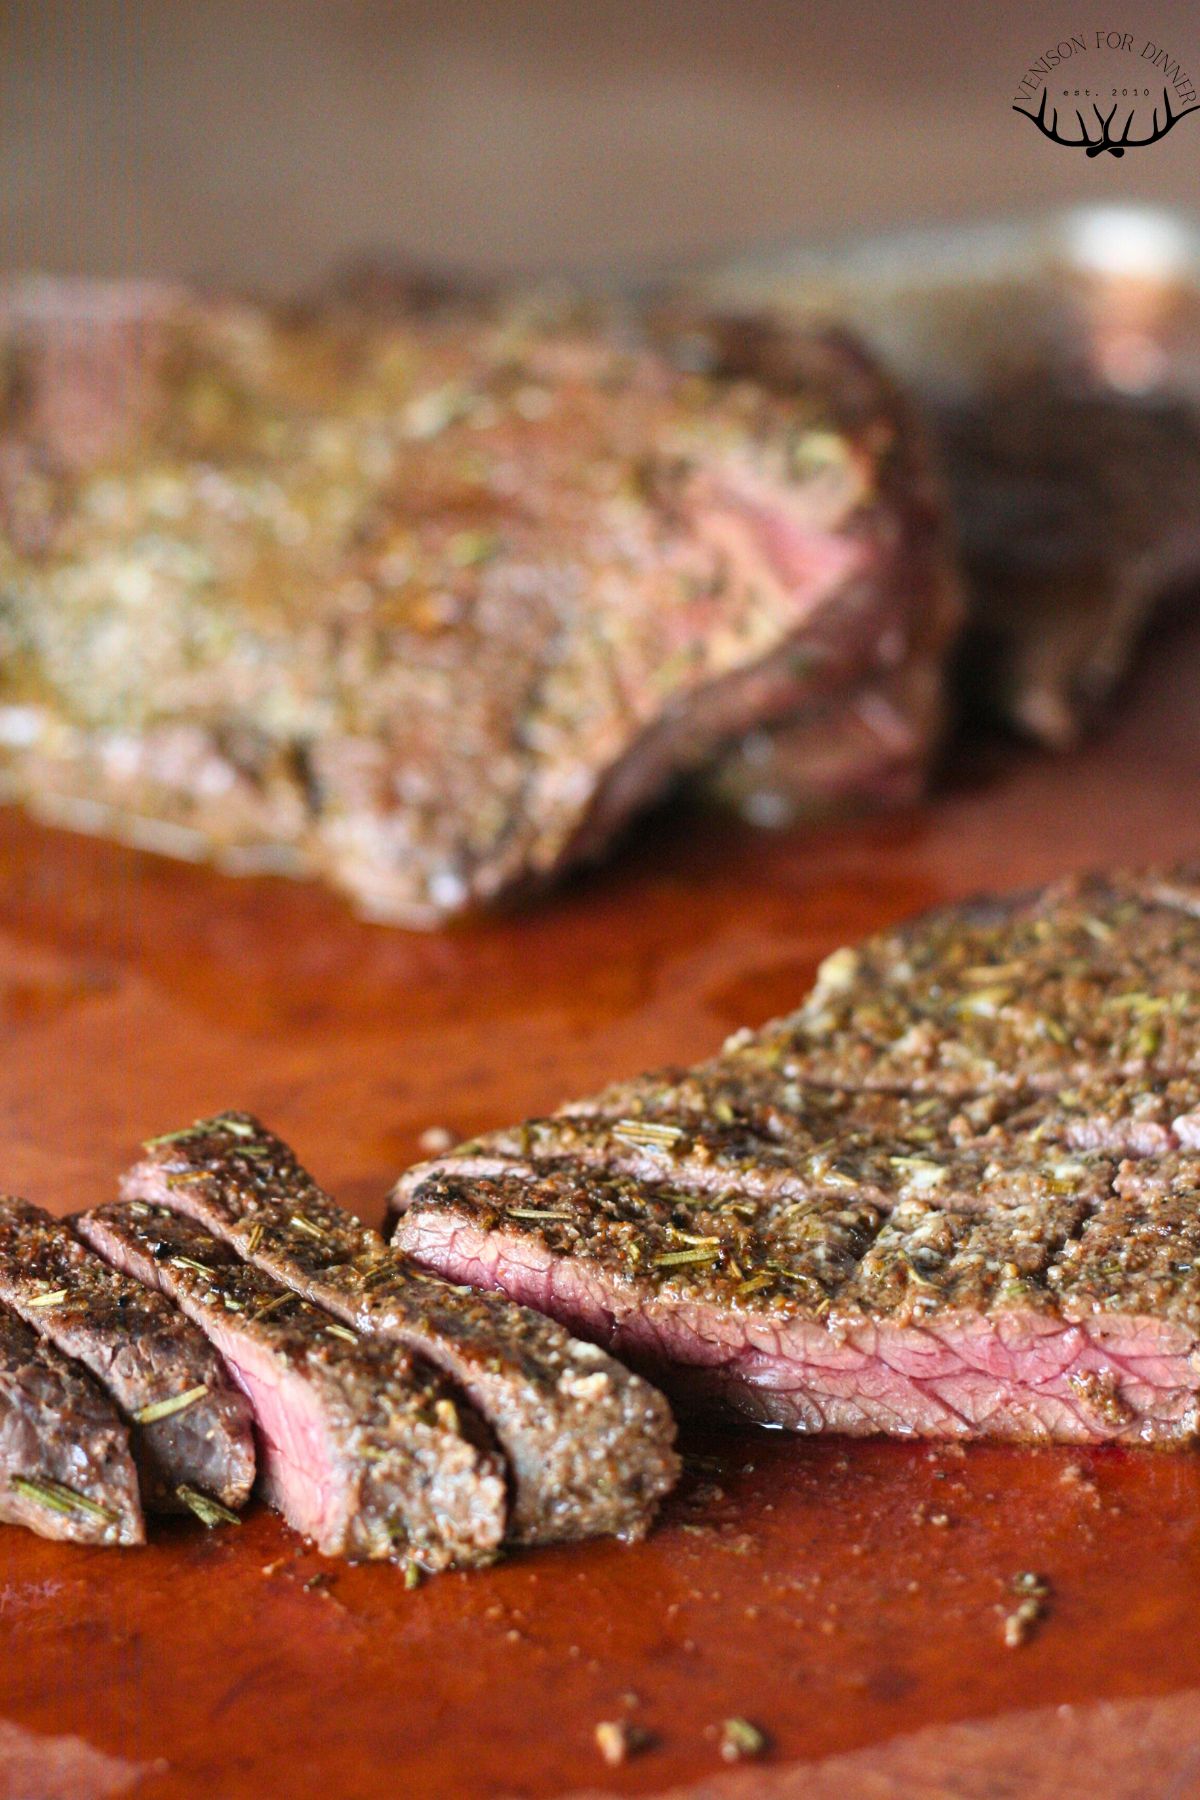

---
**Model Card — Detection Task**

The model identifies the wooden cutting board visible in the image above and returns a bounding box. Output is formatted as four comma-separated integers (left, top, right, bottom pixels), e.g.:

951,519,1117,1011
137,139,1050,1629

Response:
1,615,1199,1800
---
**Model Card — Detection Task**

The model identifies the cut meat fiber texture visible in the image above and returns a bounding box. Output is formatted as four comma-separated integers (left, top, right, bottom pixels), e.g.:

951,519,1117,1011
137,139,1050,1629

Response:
391,867,1200,1447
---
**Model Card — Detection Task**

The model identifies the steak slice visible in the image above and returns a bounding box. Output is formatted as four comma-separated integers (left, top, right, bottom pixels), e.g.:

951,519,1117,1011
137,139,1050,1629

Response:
387,869,1200,1445
121,1113,678,1544
390,1162,1200,1443
0,1196,254,1511
76,1201,506,1568
0,280,959,925
0,1301,143,1545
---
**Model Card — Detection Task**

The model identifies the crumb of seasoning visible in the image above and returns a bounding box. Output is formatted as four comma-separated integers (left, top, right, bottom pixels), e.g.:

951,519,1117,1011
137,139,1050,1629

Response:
303,1571,334,1592
720,1717,769,1762
594,1720,653,1766
418,1125,456,1155
1003,1571,1051,1647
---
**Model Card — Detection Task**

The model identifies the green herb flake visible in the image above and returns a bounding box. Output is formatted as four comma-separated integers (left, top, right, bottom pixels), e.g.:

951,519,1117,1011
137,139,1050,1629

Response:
10,1475,118,1525
24,1289,69,1309
250,1293,295,1322
134,1384,209,1426
612,1119,685,1149
210,1115,259,1139
143,1125,202,1149
652,1246,721,1268
177,1484,240,1528
720,1717,768,1762
290,1214,325,1239
447,528,501,568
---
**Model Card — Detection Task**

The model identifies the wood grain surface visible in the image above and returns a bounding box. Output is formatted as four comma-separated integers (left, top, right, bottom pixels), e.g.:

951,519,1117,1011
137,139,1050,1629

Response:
0,612,1198,1799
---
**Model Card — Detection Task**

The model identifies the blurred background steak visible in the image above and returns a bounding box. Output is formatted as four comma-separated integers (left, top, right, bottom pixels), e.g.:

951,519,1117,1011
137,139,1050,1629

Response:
697,209,1200,749
0,279,959,924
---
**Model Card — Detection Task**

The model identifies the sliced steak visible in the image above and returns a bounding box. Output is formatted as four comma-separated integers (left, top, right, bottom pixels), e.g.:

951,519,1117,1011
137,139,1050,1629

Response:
391,1162,1200,1443
121,1113,678,1543
388,868,1200,1444
76,1201,506,1568
0,1195,254,1511
0,280,959,924
0,1301,143,1545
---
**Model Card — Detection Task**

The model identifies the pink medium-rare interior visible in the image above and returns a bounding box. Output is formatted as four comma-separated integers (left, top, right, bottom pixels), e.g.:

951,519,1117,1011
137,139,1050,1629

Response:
392,1209,1199,1445
77,1212,350,1552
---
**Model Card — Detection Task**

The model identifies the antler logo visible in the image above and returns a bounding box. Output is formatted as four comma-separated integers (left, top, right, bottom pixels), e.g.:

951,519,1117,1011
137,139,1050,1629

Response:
1012,32,1198,154
1014,84,1199,153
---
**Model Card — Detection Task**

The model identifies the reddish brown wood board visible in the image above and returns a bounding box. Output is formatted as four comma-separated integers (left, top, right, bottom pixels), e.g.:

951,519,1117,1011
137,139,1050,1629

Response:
0,615,1199,1800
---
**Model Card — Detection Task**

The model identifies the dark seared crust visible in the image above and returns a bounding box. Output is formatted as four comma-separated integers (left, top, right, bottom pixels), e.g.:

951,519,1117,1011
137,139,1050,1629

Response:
838,1197,1088,1326
122,1114,678,1544
0,1195,254,1511
737,872,1200,1095
387,866,1200,1446
0,279,959,925
1004,1075,1200,1158
0,1301,143,1545
1050,1162,1200,1332
76,1202,507,1569
390,1163,1107,1325
422,1082,1115,1218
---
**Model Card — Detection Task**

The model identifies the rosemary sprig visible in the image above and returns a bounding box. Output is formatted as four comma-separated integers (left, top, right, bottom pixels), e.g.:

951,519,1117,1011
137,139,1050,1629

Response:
134,1384,209,1426
10,1475,118,1524
176,1484,240,1528
143,1125,202,1148
210,1115,259,1138
250,1292,295,1321
611,1119,685,1148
